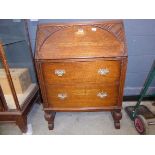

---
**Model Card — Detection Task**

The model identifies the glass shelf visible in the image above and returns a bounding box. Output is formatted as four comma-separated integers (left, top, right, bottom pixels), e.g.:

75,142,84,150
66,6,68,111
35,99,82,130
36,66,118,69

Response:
0,34,25,46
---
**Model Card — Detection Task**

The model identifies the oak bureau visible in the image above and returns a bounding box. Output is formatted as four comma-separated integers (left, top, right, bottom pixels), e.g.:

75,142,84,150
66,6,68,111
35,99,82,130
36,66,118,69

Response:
35,20,128,130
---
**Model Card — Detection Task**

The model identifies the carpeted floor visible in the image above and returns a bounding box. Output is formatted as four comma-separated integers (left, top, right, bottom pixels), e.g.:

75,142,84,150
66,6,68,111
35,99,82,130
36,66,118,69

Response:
0,101,155,135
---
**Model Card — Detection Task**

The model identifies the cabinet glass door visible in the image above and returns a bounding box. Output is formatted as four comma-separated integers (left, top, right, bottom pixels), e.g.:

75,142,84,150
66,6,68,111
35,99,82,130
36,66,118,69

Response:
0,19,38,110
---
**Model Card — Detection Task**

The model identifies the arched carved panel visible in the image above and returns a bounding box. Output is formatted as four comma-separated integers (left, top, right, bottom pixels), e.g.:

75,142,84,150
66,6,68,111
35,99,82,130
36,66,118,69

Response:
92,23,125,42
36,25,71,51
35,20,127,59
36,22,125,52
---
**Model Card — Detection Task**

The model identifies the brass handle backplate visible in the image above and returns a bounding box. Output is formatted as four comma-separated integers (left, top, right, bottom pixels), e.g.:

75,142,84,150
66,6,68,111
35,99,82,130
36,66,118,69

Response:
97,92,108,99
55,69,65,76
98,68,109,75
58,93,67,100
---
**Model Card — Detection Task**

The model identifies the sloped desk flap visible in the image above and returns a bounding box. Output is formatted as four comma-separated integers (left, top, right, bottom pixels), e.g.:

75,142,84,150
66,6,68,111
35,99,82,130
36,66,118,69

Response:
35,20,127,60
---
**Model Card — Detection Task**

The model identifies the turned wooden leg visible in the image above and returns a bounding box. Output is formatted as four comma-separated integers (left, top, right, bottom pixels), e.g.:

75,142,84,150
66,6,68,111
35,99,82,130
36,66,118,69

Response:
44,111,56,130
16,116,28,133
111,110,122,129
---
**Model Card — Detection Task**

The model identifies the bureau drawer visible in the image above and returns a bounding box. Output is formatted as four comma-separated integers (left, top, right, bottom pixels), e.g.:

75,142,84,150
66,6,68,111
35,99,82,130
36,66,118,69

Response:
46,84,119,108
42,60,121,84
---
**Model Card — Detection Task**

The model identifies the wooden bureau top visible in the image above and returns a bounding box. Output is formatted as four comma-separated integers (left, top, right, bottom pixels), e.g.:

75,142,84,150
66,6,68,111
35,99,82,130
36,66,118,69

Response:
35,20,127,60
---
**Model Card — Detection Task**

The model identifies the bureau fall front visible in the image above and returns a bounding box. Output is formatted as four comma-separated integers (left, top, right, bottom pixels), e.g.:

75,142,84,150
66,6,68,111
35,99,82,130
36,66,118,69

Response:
35,20,128,130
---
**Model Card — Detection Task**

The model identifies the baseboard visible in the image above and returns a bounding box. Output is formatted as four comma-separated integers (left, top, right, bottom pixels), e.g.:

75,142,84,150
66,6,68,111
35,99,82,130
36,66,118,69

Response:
123,95,155,101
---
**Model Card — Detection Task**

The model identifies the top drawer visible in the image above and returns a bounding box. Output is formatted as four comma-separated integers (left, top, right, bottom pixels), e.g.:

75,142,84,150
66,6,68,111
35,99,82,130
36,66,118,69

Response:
42,60,121,84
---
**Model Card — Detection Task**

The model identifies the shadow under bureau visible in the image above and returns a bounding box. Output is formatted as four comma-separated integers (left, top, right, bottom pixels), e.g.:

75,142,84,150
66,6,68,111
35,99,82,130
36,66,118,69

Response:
35,20,128,130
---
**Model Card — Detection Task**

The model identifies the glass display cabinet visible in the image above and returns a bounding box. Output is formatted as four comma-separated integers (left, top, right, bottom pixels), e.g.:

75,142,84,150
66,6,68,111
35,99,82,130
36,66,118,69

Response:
0,20,40,133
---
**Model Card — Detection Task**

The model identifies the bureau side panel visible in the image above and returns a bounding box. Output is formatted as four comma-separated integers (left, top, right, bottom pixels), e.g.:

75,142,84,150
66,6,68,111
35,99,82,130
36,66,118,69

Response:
117,57,128,107
35,61,48,108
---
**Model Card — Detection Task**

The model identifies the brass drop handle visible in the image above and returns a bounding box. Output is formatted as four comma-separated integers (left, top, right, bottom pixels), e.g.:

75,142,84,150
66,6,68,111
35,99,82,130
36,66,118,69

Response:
97,92,107,99
98,68,109,75
55,69,65,76
58,93,67,100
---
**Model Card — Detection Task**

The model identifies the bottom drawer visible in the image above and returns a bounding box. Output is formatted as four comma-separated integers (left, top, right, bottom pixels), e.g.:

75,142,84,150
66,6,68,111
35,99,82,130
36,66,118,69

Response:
46,84,119,108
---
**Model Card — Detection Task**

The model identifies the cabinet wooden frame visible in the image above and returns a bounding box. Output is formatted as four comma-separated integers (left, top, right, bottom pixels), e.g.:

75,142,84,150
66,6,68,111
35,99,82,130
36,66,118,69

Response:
0,21,40,133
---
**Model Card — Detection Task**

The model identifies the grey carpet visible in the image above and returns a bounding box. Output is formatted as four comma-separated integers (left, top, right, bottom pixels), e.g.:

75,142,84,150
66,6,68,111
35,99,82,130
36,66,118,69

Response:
0,101,155,135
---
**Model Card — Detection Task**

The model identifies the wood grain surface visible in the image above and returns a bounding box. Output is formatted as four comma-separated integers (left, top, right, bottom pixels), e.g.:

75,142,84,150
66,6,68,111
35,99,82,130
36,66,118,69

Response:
35,20,127,59
42,60,121,84
46,83,119,108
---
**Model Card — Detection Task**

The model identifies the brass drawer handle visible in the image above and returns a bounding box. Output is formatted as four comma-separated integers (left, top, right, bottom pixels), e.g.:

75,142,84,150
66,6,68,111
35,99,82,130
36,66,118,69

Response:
55,69,65,76
98,68,109,75
76,28,84,35
97,92,108,99
58,93,67,100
